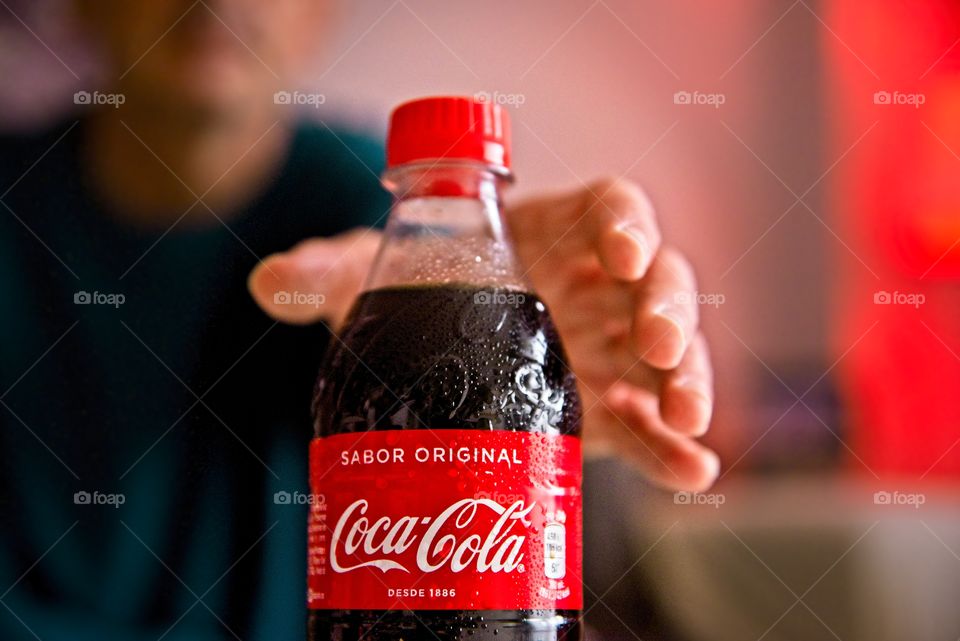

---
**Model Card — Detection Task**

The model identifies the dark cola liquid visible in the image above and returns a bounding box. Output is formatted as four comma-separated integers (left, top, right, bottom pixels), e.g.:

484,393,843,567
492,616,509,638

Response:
309,284,582,641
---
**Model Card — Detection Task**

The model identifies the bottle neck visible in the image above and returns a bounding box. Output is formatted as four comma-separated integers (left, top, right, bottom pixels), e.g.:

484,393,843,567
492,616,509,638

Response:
384,160,509,206
363,161,524,293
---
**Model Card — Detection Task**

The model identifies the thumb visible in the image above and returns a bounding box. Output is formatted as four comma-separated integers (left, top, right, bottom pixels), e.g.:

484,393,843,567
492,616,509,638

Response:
248,228,382,328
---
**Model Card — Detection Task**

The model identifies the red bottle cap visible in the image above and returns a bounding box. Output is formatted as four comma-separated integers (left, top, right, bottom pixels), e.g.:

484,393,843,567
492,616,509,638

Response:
386,96,511,171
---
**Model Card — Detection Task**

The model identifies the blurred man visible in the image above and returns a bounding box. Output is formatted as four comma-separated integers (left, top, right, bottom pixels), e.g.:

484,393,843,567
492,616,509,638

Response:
0,1,716,638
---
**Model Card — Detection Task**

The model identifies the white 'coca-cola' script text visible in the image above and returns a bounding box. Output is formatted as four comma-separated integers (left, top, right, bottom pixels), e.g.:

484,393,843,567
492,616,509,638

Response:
329,498,534,574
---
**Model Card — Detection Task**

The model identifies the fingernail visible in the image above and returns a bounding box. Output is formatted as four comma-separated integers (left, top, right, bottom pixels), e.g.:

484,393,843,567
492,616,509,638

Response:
617,222,650,269
701,450,721,486
671,377,713,435
654,304,687,347
671,374,705,393
638,304,688,369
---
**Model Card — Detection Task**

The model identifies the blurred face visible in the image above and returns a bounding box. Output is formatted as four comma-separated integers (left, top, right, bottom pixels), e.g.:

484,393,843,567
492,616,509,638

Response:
77,0,330,120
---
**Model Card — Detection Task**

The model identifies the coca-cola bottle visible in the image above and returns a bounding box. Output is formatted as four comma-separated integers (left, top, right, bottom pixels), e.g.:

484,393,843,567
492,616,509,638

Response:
307,96,583,640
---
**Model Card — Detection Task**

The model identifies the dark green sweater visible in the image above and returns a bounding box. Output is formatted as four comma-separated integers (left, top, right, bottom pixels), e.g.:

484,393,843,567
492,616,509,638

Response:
0,118,389,641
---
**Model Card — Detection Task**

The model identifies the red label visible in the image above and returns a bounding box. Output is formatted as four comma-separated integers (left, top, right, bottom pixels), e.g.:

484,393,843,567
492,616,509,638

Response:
307,429,582,610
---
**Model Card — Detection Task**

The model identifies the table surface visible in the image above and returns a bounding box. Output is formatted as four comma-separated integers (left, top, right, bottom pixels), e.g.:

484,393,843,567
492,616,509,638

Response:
624,474,960,641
